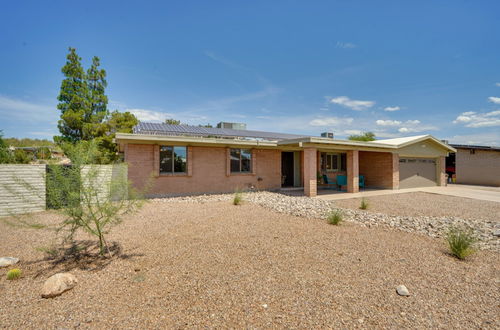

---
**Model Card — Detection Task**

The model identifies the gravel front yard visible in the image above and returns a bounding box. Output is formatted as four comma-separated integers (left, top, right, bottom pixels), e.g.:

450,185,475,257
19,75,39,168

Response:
0,196,499,328
334,191,500,221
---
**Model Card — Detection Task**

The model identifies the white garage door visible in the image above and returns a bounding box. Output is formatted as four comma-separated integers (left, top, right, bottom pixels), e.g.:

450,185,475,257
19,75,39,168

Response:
399,158,437,189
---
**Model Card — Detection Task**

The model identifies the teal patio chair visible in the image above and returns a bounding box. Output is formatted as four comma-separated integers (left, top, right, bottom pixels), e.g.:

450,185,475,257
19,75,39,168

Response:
336,175,347,191
359,175,365,190
322,175,337,190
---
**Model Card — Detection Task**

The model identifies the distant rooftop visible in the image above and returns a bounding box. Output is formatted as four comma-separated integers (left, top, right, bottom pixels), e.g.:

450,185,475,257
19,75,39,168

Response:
133,122,310,141
449,144,500,152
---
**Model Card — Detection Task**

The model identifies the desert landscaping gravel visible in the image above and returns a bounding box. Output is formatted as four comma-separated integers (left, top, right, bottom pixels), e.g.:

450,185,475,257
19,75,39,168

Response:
0,193,499,329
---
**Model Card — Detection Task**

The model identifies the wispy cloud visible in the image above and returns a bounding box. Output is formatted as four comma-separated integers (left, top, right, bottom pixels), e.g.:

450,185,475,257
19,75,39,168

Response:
376,119,420,127
488,96,500,104
375,118,436,134
0,95,56,122
495,82,500,87
309,116,354,127
384,106,400,112
330,96,375,111
446,132,500,145
127,109,173,122
453,110,500,128
335,41,357,49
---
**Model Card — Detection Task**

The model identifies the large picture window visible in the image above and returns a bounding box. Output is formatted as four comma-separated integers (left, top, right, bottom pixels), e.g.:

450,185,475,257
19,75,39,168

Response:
230,148,252,173
160,146,187,174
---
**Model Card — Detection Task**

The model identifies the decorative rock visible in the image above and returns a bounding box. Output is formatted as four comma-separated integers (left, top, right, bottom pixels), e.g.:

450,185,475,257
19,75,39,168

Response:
0,257,19,268
493,229,500,237
41,273,78,298
396,285,410,296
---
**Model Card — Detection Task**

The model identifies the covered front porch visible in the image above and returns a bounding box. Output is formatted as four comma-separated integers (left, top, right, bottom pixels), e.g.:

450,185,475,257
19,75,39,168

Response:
280,144,400,197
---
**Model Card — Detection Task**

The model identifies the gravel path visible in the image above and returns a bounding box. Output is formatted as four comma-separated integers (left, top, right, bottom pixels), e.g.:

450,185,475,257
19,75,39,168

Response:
0,200,499,328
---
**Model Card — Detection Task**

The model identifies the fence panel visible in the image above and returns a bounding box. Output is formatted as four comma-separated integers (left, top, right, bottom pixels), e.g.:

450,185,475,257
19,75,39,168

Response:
0,164,46,217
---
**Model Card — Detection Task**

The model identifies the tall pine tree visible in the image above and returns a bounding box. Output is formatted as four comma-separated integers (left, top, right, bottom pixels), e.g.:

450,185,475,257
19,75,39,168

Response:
84,56,109,140
56,48,90,143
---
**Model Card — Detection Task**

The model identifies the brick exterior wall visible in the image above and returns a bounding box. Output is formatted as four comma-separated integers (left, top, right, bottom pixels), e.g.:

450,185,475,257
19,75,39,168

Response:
456,149,500,186
359,151,399,189
126,144,281,196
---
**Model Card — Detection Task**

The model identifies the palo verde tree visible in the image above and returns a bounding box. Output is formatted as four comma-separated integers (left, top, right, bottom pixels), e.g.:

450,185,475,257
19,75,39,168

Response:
348,132,376,141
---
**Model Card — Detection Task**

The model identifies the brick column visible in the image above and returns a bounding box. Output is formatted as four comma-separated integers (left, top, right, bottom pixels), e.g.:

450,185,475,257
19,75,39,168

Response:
437,156,446,186
303,147,317,197
391,153,399,189
187,146,193,176
347,150,359,193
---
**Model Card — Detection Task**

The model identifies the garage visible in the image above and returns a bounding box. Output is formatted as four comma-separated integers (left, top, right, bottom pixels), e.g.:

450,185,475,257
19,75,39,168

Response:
399,158,437,188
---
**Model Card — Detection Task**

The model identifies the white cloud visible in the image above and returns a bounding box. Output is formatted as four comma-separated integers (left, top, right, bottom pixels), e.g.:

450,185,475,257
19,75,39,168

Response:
330,96,375,111
343,129,362,135
0,95,56,122
488,96,500,104
336,41,357,49
453,110,500,128
127,109,173,122
446,132,500,146
384,106,400,112
496,82,500,87
376,119,420,127
309,116,354,127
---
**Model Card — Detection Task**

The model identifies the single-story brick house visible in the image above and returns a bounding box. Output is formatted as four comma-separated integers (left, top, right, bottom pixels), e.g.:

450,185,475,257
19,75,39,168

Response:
115,122,456,197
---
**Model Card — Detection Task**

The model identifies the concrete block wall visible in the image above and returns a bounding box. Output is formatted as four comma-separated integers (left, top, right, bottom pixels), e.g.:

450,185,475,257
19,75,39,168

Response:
126,144,281,196
0,164,46,217
456,149,500,186
81,164,128,203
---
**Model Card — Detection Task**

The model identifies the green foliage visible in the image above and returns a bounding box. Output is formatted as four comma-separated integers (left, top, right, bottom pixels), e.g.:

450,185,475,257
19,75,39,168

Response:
233,191,243,205
327,210,343,225
165,118,181,125
348,132,376,141
360,198,369,210
13,149,32,164
198,123,213,127
96,111,139,163
3,137,54,148
446,226,477,260
0,130,12,163
6,268,22,280
56,47,92,144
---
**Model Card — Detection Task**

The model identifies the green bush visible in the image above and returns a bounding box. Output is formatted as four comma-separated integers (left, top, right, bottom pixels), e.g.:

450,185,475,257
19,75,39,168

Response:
233,191,243,205
6,268,22,280
327,210,343,225
446,226,477,260
360,198,369,210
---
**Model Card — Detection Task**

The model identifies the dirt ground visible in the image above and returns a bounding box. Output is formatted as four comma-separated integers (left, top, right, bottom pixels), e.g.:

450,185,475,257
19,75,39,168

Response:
334,192,500,221
0,201,499,329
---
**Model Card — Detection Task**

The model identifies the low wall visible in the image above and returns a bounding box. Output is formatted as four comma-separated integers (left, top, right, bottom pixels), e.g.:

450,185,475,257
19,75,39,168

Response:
0,164,46,217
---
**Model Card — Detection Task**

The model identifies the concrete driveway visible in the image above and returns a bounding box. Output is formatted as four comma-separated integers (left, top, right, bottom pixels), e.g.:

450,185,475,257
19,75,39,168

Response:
317,184,500,203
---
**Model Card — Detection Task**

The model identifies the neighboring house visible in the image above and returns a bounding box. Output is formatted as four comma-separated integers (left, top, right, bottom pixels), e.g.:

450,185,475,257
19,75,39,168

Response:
114,122,456,197
447,144,500,187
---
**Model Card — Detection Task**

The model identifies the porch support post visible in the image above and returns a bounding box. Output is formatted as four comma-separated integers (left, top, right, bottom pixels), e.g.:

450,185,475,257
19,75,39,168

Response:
436,156,446,186
303,147,317,197
347,150,359,193
391,153,399,189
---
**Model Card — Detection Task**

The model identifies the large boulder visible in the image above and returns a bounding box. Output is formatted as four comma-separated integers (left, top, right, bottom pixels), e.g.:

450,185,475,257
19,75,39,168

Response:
0,257,19,268
41,273,78,298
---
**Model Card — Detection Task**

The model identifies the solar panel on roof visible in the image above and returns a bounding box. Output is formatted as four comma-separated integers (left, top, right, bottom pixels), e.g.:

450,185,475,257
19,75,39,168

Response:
133,122,309,141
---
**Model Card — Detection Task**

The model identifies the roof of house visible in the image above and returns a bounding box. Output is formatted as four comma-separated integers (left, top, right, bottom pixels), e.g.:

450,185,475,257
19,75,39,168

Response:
449,144,500,152
133,122,309,141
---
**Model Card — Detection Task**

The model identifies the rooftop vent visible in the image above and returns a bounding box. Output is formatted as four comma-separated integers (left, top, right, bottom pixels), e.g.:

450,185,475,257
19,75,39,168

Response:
321,132,334,139
216,122,247,130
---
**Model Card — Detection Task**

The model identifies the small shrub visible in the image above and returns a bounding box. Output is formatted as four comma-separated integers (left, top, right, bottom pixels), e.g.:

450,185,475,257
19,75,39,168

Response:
446,226,477,260
327,210,343,225
6,268,22,280
233,192,243,205
360,198,369,210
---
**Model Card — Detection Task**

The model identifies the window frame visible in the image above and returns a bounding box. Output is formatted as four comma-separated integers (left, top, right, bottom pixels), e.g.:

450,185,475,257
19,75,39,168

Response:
230,148,252,174
159,145,187,175
322,152,346,172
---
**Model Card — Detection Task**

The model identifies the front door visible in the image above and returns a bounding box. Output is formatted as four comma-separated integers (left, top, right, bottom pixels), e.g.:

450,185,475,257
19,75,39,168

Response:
281,152,294,187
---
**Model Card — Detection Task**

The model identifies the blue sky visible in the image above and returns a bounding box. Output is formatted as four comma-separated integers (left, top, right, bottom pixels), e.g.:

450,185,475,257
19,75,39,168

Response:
1,0,499,145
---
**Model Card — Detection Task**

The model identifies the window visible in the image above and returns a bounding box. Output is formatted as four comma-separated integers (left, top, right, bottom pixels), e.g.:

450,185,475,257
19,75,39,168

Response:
160,146,187,174
321,152,346,172
230,148,252,173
